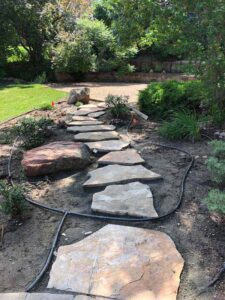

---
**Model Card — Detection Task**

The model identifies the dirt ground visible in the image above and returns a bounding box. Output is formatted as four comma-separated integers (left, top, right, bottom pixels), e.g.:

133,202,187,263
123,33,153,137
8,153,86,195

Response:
48,82,148,103
0,102,225,300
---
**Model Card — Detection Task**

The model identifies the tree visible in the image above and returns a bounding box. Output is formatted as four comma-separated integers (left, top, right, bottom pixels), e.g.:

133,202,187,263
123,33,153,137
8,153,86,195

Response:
0,0,62,66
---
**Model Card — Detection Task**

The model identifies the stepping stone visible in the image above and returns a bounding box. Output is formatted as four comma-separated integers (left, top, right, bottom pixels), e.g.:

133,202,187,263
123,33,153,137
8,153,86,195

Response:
83,164,162,187
74,131,119,142
72,116,96,121
85,140,130,153
0,294,73,300
0,293,104,300
67,125,115,133
92,182,158,217
48,224,184,300
88,111,106,118
66,120,103,126
98,149,144,165
22,141,90,177
73,107,105,116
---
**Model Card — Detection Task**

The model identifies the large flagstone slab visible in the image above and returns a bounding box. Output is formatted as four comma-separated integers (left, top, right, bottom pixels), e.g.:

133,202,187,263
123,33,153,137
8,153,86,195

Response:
67,125,115,133
92,182,158,217
66,120,103,126
48,224,184,300
73,107,105,116
0,293,105,300
98,149,144,165
83,164,162,187
88,111,106,118
72,116,97,121
85,140,130,153
74,131,119,142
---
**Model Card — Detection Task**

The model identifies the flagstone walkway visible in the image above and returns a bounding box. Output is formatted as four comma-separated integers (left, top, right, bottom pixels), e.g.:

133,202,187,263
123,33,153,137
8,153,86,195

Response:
2,102,184,300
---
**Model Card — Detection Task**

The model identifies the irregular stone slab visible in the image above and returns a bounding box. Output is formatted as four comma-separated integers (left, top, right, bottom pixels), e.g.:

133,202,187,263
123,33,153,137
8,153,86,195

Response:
48,224,184,300
88,111,106,118
67,125,115,133
74,131,119,142
73,107,105,116
72,116,96,121
66,120,103,126
22,141,90,177
67,87,90,105
0,294,74,300
0,294,27,300
98,149,144,165
92,182,158,217
83,164,162,187
86,140,130,153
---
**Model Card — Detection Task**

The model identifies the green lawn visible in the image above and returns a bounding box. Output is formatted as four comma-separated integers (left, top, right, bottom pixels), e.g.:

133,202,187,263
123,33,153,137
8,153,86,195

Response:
0,84,68,122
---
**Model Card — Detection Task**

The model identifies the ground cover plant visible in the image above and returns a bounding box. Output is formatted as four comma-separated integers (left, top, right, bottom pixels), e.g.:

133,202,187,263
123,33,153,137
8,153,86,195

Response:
0,181,27,218
11,117,53,150
0,84,67,122
204,141,225,217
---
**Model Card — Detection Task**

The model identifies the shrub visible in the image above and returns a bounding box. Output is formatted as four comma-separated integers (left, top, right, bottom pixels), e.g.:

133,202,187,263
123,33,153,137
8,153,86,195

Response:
138,80,206,119
117,64,136,76
209,140,225,160
159,111,202,141
0,182,27,218
39,103,54,111
203,189,225,215
204,141,225,217
0,131,13,144
33,72,47,84
12,117,53,149
105,94,130,119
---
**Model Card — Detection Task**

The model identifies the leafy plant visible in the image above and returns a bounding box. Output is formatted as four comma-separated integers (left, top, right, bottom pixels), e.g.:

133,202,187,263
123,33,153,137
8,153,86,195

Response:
12,117,53,149
0,182,27,218
117,64,136,76
159,111,202,141
105,94,130,119
203,189,225,215
33,72,47,84
39,103,54,111
206,158,225,185
0,131,13,144
209,140,225,160
138,80,206,119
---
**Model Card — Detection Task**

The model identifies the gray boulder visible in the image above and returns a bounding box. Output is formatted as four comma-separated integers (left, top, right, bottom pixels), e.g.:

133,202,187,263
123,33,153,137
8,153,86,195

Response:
67,88,90,105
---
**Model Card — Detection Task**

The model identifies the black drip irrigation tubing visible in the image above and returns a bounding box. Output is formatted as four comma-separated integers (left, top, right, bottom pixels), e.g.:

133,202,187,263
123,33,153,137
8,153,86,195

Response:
8,139,195,291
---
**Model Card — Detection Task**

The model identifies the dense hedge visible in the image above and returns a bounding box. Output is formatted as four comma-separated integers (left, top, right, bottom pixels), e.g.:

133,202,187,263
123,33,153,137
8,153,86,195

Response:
138,80,206,119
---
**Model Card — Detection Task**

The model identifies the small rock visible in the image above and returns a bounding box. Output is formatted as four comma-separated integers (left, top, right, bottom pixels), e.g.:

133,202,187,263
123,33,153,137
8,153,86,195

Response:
67,88,90,105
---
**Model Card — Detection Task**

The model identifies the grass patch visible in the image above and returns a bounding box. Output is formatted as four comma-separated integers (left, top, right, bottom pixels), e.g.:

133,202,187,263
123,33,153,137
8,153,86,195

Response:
0,83,68,122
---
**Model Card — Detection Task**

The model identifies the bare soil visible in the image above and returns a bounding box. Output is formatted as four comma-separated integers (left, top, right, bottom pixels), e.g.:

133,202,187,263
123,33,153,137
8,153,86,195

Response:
0,102,225,300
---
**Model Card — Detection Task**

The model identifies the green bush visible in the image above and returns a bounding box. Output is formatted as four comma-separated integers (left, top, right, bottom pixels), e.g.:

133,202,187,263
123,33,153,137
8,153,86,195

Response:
39,103,54,111
33,72,47,84
106,94,130,119
12,117,53,149
204,141,225,217
203,189,225,215
209,140,225,160
0,182,27,218
138,80,206,119
159,111,202,141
